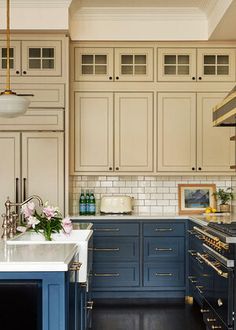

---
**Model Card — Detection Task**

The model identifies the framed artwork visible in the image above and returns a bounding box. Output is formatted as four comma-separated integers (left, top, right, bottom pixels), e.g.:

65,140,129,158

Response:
178,184,216,214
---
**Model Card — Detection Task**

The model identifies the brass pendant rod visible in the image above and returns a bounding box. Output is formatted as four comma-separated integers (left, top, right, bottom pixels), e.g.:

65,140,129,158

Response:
6,0,11,92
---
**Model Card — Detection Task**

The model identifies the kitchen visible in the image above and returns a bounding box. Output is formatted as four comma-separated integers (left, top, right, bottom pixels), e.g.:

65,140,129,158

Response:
0,0,236,329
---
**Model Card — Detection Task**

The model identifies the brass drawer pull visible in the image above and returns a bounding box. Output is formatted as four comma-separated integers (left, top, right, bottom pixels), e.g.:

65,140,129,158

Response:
207,318,216,322
87,301,94,310
94,273,120,277
69,261,82,271
94,248,120,252
155,273,173,276
155,248,173,251
200,309,209,313
94,228,120,232
188,250,197,256
211,326,222,329
155,228,173,232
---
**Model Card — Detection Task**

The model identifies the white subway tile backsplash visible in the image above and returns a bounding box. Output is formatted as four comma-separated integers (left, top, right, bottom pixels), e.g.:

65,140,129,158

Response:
70,175,233,215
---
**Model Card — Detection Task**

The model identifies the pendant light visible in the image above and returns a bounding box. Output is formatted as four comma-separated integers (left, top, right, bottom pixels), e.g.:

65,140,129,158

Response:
0,0,30,118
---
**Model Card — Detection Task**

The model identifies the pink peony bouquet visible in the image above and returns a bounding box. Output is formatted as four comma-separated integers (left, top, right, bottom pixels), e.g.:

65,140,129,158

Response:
21,201,73,240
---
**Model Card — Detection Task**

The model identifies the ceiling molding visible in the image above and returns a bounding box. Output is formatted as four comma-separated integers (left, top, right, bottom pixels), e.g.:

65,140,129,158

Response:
71,7,206,21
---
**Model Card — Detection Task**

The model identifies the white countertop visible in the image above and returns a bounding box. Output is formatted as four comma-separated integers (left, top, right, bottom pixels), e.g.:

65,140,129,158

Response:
0,242,78,272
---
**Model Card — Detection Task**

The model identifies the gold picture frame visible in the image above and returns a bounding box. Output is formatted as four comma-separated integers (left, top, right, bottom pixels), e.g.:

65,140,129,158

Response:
178,184,216,215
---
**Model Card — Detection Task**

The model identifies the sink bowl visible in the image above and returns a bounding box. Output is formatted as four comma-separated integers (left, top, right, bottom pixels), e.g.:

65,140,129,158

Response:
7,229,93,283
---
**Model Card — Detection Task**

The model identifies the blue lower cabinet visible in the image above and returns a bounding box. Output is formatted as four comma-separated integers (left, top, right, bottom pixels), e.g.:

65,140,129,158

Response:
144,237,185,262
144,263,185,287
93,262,139,288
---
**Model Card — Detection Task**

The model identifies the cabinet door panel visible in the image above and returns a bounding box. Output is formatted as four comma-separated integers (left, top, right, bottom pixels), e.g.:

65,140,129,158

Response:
197,93,235,172
21,132,64,213
73,92,113,172
158,48,196,81
158,93,196,172
115,92,153,172
0,133,20,236
0,41,21,77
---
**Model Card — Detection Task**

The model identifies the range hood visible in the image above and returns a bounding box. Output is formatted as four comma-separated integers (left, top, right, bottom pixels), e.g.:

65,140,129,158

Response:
213,86,236,127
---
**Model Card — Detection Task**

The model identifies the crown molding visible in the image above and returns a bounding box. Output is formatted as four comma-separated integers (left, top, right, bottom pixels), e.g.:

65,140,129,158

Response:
0,0,72,8
71,7,206,21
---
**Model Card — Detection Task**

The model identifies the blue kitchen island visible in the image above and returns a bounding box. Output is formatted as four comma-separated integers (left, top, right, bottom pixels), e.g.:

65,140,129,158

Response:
0,242,80,330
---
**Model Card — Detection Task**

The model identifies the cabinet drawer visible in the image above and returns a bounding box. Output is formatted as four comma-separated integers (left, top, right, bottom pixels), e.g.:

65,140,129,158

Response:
143,222,184,237
93,223,139,236
144,237,184,261
144,263,185,287
93,263,139,287
0,109,64,131
93,237,139,262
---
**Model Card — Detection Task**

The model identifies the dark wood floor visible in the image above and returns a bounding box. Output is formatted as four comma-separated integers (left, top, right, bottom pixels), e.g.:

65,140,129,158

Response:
92,301,205,330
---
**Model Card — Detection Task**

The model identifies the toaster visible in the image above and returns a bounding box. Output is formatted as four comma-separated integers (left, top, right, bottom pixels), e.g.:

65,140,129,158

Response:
100,195,133,214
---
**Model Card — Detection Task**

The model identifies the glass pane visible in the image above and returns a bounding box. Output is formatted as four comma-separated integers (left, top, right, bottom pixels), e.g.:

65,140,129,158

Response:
95,65,107,74
29,48,41,58
217,55,229,65
121,55,133,65
134,66,146,74
42,48,54,58
217,66,229,75
164,55,176,65
178,55,189,64
95,55,106,64
2,59,13,69
2,48,13,57
204,66,216,75
204,55,215,64
82,55,93,64
164,66,176,75
82,65,93,74
29,59,41,69
135,55,146,64
42,59,54,69
121,65,133,74
178,66,189,75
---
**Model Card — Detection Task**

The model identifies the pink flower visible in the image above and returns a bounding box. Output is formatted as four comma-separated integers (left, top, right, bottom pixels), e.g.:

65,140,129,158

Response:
62,217,73,234
21,201,35,218
27,216,40,229
43,205,57,220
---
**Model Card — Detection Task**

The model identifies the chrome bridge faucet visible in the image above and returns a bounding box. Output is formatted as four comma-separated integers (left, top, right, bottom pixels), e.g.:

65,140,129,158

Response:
1,195,43,240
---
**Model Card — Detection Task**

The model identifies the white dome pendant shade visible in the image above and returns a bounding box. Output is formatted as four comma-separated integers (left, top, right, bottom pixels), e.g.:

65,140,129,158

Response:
0,92,30,118
0,0,30,118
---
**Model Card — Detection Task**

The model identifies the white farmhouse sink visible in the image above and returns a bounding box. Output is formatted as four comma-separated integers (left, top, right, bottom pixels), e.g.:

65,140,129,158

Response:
7,229,93,282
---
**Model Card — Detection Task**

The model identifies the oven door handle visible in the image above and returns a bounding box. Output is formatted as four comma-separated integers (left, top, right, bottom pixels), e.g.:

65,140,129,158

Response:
193,226,219,242
197,252,228,279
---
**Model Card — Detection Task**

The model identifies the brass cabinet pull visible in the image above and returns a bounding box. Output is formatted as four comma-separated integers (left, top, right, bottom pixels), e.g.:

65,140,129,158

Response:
86,301,94,310
200,309,209,313
188,250,197,256
93,248,120,252
197,252,228,278
211,326,222,329
69,261,82,271
155,228,173,232
155,248,173,251
155,273,173,276
94,273,120,277
94,228,120,232
207,318,216,322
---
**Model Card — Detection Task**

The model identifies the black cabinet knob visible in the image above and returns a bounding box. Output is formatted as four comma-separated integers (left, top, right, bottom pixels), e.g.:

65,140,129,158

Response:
16,70,20,74
192,167,195,171
109,167,112,171
115,76,119,80
198,77,202,80
115,167,119,170
198,167,202,171
109,76,112,80
23,71,27,75
192,77,196,80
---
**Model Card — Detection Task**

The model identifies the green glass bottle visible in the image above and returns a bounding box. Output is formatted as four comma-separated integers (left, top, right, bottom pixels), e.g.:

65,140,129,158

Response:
85,190,90,215
89,190,96,216
79,189,86,215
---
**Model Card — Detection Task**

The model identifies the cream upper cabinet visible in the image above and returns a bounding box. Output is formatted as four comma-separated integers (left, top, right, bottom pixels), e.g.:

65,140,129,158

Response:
21,132,64,212
197,48,235,82
114,48,153,81
72,92,113,172
0,40,62,78
74,48,114,82
197,93,235,172
74,47,154,82
114,92,153,172
158,48,197,81
72,92,153,173
158,93,196,172
158,48,235,82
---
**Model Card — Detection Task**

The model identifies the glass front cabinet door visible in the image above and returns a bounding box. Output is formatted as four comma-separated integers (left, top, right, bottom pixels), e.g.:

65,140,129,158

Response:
158,48,197,81
21,40,62,76
197,48,235,81
74,47,114,81
0,40,21,77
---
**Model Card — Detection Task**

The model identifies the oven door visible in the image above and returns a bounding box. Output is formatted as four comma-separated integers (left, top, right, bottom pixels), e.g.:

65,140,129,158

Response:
197,251,234,327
